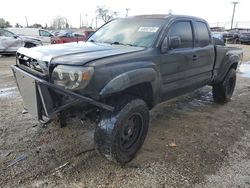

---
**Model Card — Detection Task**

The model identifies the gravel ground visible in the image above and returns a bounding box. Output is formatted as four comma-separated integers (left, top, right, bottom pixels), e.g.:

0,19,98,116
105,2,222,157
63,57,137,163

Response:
196,131,250,188
0,44,250,187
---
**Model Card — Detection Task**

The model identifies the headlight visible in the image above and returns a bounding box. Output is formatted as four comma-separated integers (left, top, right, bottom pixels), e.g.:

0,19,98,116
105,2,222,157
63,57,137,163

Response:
51,65,94,90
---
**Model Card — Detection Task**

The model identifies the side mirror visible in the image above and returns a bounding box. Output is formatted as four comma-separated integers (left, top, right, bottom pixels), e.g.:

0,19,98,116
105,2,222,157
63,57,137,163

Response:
169,36,181,49
13,35,18,39
161,36,169,53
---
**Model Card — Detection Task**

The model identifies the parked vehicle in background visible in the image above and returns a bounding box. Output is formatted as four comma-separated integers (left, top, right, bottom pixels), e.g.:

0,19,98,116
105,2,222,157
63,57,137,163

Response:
223,29,249,44
212,32,225,46
51,31,86,44
83,30,95,39
12,15,243,164
212,32,224,41
223,30,239,44
50,30,61,36
239,32,250,44
7,28,53,45
0,29,42,55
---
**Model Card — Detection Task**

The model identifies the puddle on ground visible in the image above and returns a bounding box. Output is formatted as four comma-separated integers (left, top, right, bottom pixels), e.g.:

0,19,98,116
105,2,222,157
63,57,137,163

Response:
0,86,18,98
187,91,213,107
185,88,213,108
239,62,250,78
173,87,213,110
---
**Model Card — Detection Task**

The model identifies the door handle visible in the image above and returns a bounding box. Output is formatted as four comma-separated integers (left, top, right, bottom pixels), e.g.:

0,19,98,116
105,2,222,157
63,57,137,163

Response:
192,55,198,61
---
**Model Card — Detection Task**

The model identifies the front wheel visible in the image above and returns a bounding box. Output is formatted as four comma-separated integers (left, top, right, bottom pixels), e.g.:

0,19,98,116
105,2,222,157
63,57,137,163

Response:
24,43,36,48
212,68,236,103
94,97,149,164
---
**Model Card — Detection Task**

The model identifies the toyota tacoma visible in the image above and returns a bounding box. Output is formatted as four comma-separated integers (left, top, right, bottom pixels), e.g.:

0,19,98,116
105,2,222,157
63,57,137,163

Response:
12,15,243,164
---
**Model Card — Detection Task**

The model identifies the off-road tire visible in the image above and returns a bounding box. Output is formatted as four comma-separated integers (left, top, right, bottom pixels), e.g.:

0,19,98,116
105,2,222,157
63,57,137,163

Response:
212,68,236,103
94,96,149,164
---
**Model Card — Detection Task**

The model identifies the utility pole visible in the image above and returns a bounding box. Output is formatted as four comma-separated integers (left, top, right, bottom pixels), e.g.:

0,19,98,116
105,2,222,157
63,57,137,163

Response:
125,8,130,17
25,16,28,27
90,18,94,28
80,14,82,28
231,2,239,29
85,14,88,27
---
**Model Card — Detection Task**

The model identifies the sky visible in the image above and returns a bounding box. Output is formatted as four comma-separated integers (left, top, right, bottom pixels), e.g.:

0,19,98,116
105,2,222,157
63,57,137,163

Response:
1,0,249,29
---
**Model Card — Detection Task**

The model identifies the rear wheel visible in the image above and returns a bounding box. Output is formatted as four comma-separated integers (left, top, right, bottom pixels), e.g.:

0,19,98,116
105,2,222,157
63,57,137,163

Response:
212,68,236,103
94,96,149,164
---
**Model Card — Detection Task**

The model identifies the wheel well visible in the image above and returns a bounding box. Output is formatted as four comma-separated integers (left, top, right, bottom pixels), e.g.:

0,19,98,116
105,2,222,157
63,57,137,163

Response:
230,62,238,70
121,82,154,109
24,43,36,48
221,62,238,82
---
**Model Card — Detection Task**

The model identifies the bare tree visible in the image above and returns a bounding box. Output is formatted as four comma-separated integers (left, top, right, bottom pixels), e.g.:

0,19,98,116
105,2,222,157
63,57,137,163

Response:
96,6,118,23
30,23,43,28
15,23,22,28
0,18,12,28
51,16,68,29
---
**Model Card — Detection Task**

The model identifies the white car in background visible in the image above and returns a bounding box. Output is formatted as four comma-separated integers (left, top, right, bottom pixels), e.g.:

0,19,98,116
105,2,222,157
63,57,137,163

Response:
0,29,42,55
7,28,54,45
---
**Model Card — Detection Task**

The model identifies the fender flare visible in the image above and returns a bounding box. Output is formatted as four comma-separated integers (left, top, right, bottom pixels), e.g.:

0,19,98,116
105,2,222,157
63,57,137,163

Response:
220,54,241,82
99,68,159,97
214,50,242,84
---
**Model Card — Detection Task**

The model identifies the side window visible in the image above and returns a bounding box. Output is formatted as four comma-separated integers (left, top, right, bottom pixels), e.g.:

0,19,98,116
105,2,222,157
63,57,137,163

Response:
195,22,210,47
39,30,52,37
168,21,193,49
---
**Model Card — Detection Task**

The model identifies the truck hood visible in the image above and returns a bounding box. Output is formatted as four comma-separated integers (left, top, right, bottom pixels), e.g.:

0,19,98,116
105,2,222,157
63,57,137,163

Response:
17,42,145,65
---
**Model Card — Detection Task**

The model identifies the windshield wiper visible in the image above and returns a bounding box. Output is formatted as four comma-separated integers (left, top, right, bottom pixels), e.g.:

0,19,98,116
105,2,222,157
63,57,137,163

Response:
110,41,137,47
89,40,137,47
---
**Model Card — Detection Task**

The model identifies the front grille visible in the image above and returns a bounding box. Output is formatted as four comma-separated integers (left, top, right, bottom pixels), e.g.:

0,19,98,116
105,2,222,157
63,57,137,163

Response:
17,53,49,77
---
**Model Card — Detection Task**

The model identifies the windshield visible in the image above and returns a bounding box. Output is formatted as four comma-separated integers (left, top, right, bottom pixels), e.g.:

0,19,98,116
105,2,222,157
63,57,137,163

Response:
88,18,165,47
0,29,15,37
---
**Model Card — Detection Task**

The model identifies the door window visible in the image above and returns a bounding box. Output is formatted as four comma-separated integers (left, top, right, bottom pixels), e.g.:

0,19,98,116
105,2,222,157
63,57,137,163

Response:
168,21,193,49
39,30,52,37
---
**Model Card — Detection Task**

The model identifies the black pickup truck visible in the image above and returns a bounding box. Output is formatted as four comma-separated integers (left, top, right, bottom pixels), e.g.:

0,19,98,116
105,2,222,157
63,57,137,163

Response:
12,15,243,164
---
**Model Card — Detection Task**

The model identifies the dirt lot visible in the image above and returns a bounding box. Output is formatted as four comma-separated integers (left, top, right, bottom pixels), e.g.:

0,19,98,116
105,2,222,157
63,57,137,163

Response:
0,45,250,187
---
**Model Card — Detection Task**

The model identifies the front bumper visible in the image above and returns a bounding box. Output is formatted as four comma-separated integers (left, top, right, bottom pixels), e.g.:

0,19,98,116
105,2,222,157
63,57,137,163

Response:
11,65,114,121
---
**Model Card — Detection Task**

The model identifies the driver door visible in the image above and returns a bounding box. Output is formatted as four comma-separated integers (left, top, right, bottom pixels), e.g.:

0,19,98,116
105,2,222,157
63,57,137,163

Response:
159,20,202,100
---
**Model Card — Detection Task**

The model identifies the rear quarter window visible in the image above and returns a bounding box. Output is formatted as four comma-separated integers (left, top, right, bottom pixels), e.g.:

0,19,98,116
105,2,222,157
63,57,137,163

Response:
195,22,210,47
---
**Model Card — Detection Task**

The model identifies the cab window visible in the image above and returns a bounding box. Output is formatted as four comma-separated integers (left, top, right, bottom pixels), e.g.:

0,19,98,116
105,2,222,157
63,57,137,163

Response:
195,22,210,47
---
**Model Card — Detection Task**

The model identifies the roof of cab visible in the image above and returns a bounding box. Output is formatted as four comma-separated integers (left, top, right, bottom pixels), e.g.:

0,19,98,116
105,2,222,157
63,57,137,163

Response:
130,14,206,22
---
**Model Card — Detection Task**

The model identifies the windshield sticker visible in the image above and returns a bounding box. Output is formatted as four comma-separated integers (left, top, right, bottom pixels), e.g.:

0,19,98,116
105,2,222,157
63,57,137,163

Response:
138,27,159,33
